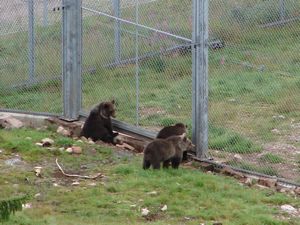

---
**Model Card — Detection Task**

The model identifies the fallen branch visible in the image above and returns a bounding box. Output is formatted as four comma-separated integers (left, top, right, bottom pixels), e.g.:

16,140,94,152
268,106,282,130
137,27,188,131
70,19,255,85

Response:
55,158,104,179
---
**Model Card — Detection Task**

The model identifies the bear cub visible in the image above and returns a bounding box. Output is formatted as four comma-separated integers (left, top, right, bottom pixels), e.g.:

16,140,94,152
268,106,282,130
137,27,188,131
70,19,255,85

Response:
143,133,193,169
157,123,192,161
80,100,119,144
156,123,187,139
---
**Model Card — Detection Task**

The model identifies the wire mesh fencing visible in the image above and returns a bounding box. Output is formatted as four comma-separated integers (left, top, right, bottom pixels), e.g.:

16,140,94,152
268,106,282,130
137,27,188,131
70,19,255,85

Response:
0,0,63,114
208,0,300,183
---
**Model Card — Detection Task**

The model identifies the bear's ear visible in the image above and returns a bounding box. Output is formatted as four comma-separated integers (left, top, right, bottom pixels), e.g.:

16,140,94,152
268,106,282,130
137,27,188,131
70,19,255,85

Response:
111,99,115,105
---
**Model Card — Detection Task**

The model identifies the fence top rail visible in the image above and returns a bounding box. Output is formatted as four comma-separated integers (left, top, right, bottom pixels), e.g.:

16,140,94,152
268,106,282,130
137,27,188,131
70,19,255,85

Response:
82,6,192,43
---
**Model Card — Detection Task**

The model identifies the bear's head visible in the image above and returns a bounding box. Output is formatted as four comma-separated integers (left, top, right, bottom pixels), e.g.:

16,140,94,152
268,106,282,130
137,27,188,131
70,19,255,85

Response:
99,100,116,119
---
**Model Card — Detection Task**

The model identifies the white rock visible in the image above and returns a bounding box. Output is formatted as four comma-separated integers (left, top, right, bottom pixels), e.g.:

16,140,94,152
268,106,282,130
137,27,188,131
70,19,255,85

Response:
34,193,41,198
280,204,297,214
161,205,167,211
0,115,23,129
234,154,242,160
35,142,44,147
57,126,71,136
22,203,32,209
141,208,150,216
71,181,80,186
53,183,59,187
147,191,158,195
66,147,73,153
41,138,54,145
130,204,137,208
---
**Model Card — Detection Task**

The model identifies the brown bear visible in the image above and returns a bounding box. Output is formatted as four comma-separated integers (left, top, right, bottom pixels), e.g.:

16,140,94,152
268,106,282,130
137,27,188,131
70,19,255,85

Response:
156,123,191,160
143,133,193,169
80,100,119,144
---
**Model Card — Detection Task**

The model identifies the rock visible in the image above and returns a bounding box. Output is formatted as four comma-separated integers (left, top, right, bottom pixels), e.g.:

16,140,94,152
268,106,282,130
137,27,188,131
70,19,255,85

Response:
147,191,158,196
219,166,245,179
65,147,73,153
41,138,54,147
130,204,137,208
0,115,23,129
5,157,22,166
0,149,2,153
57,126,71,136
280,204,297,214
258,177,277,188
34,166,42,177
35,142,44,147
141,208,150,216
72,146,82,154
34,193,41,198
271,129,280,134
22,203,32,209
161,205,167,211
233,154,242,161
71,181,80,186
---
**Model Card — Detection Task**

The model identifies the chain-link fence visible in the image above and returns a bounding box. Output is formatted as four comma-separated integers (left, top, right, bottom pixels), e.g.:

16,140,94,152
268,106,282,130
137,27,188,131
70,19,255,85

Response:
0,0,63,114
0,0,299,184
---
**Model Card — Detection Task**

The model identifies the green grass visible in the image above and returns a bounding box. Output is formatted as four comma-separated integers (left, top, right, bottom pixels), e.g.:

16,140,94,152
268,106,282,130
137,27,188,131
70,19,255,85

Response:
0,128,299,225
260,153,285,164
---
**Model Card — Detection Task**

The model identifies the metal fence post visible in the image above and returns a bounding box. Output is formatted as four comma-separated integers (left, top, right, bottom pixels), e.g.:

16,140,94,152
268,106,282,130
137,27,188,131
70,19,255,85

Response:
135,0,140,126
279,0,286,21
43,0,49,27
28,0,35,84
113,0,121,63
192,0,209,158
62,0,82,120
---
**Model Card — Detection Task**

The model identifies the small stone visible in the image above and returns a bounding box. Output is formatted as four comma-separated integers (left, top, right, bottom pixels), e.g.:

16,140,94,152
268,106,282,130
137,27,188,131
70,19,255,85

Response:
41,138,54,147
141,208,150,216
0,115,23,129
34,166,42,177
233,154,242,161
147,191,158,195
35,142,44,147
65,147,73,153
258,177,277,188
57,126,71,136
280,204,297,214
161,205,167,211
72,146,82,154
130,204,137,208
71,181,80,186
34,193,41,198
22,203,32,209
88,182,97,187
88,140,95,144
53,183,59,187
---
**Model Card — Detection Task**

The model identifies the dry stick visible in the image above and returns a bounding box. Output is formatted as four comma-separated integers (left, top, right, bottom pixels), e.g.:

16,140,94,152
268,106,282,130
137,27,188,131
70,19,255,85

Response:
55,158,104,179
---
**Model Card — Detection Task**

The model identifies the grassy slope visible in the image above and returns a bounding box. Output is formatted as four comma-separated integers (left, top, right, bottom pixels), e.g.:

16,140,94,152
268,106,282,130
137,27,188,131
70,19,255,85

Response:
0,128,299,225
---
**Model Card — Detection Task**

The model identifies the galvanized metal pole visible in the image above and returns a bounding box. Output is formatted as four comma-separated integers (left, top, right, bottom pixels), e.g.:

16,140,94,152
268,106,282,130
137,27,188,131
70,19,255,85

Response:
279,0,286,21
192,0,209,158
28,0,35,84
43,0,49,27
62,0,82,120
135,0,140,126
113,0,121,63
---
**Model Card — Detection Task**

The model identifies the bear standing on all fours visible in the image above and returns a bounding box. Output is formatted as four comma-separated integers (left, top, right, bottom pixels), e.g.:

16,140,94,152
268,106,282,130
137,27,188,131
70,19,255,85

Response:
143,133,194,169
80,100,119,144
156,123,192,161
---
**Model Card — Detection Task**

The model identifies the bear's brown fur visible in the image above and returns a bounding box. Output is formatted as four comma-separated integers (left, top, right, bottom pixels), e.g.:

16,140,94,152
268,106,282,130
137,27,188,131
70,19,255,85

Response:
143,133,193,169
80,100,119,144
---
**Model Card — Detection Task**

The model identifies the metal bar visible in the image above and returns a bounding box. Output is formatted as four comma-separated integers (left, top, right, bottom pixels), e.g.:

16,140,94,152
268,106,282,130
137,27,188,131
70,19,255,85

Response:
135,0,140,126
28,0,35,83
279,0,286,21
191,156,300,187
43,0,49,27
113,0,121,63
192,0,209,158
82,6,192,42
62,0,82,120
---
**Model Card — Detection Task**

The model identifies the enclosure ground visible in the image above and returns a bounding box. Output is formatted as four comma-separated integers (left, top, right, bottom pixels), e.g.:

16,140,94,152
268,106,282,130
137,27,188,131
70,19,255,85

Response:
0,128,299,225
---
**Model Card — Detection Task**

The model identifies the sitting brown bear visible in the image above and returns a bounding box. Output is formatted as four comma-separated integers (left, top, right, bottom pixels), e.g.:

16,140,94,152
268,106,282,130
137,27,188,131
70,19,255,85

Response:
80,100,119,144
